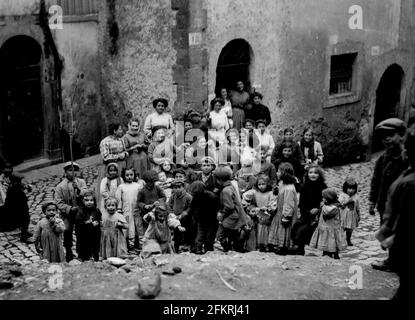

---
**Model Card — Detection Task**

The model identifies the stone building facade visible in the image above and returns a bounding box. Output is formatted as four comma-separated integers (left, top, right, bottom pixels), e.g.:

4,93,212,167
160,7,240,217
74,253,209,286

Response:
101,0,415,164
1,0,415,166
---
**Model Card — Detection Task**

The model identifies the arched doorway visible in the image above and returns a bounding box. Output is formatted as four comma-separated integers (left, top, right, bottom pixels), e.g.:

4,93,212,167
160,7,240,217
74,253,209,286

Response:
0,35,44,165
372,64,405,152
215,39,253,96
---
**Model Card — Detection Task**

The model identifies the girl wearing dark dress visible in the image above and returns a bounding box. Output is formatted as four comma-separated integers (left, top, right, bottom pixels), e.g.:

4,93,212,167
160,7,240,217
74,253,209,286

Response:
291,165,327,255
76,191,102,261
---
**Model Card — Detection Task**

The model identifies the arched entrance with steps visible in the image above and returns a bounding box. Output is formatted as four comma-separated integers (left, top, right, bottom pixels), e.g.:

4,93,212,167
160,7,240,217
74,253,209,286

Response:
215,39,253,96
372,64,405,152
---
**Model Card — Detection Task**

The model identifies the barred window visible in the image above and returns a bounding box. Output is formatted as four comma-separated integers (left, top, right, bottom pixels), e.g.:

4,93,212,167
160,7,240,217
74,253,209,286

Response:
329,53,357,95
56,0,98,16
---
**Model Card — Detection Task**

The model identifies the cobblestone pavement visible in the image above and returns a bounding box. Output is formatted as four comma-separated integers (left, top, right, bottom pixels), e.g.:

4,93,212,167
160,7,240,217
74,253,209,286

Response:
0,156,387,267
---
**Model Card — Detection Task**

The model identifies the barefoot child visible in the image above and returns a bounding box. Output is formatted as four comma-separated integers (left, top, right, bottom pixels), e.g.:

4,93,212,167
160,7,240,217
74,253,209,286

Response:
116,168,144,252
339,177,360,246
75,191,102,261
310,188,347,259
34,201,65,263
268,162,298,255
141,205,185,258
100,197,128,259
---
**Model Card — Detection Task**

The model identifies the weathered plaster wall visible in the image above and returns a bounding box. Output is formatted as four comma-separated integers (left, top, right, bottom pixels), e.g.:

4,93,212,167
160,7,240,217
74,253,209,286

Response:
54,20,103,156
206,0,415,164
99,0,177,130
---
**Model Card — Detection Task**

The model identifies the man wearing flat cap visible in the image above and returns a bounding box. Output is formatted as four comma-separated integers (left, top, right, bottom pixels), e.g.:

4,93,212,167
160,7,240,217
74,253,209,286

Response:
369,118,408,272
55,161,87,262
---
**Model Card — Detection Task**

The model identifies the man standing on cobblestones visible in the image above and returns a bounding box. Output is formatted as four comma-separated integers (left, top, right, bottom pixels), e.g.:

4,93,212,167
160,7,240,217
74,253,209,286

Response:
369,118,408,272
55,162,87,262
376,130,415,300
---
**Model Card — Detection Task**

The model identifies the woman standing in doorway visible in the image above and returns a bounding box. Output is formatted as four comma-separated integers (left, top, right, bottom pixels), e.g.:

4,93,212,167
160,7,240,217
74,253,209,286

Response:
229,80,250,131
219,88,233,128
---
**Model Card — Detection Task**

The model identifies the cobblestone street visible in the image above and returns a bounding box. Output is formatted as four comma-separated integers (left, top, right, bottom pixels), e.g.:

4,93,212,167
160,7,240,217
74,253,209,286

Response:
0,156,387,268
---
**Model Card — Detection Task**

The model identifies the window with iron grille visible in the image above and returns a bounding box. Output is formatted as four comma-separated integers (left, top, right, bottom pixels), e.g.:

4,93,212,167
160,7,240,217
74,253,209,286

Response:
329,53,357,95
56,0,98,16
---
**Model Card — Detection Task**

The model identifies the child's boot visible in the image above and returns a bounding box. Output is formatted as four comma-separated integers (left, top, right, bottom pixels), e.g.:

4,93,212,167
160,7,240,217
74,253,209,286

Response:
333,251,340,259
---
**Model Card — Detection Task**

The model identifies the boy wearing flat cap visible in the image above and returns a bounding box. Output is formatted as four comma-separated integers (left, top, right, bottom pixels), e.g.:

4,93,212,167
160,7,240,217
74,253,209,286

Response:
194,156,217,192
369,118,408,272
55,161,87,262
168,179,193,252
214,166,249,252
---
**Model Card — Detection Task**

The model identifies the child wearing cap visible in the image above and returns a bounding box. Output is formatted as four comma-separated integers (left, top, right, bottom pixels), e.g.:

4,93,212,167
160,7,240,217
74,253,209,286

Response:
309,188,347,259
188,181,221,254
339,177,360,246
369,118,408,271
141,205,185,258
34,201,65,263
55,161,87,262
194,156,217,192
215,166,249,252
168,179,194,252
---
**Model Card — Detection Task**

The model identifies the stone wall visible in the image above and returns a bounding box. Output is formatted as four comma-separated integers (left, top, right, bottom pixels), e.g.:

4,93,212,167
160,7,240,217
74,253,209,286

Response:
98,0,177,130
54,19,104,157
205,0,415,164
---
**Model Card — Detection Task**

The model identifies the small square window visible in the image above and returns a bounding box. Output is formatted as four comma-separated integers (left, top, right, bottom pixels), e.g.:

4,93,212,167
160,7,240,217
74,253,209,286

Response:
329,53,357,95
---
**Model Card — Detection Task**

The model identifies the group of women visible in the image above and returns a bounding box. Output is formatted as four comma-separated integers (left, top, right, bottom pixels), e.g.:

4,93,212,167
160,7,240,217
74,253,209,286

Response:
97,80,324,187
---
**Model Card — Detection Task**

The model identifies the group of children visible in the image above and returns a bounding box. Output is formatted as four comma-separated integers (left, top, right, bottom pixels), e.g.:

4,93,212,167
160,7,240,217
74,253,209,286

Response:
31,149,361,263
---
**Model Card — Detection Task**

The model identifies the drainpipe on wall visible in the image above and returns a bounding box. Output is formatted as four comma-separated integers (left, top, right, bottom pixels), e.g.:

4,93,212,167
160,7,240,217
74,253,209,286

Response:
188,0,208,113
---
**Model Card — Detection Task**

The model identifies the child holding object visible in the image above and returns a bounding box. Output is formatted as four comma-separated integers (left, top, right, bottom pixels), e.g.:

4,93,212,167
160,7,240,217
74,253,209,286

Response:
242,175,277,252
141,205,185,258
309,188,347,259
34,201,65,263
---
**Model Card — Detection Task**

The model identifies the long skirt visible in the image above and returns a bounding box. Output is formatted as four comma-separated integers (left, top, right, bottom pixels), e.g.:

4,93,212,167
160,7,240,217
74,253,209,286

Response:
232,108,245,131
126,151,149,180
309,225,347,253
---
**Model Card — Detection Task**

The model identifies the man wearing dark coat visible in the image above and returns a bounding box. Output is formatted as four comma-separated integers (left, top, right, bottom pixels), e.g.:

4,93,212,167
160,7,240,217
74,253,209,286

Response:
368,118,408,272
375,130,415,300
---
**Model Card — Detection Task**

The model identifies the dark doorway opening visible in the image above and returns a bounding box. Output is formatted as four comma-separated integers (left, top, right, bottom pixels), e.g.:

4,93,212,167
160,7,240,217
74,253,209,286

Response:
0,35,44,165
215,39,252,96
372,64,404,152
